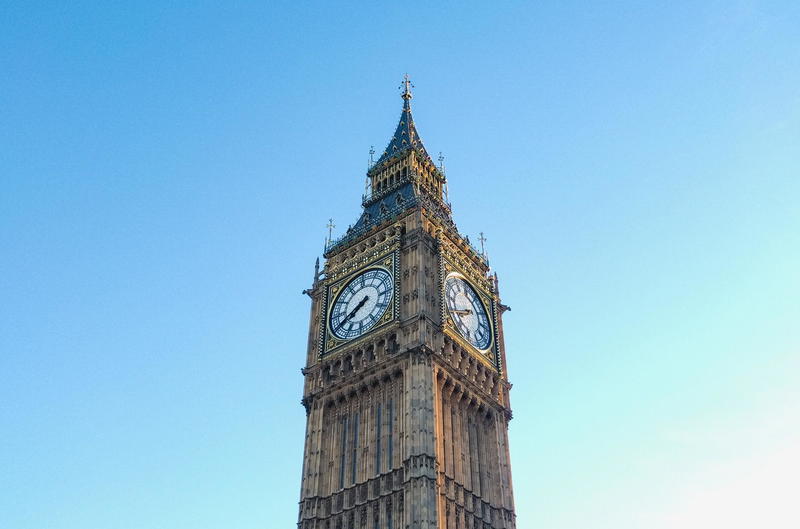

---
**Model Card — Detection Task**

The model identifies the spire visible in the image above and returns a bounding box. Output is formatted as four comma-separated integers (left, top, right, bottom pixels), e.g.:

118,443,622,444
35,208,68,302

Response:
374,75,433,165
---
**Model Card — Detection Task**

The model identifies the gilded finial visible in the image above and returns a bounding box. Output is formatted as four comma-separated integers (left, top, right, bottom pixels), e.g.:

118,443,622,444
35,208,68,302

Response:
400,74,413,101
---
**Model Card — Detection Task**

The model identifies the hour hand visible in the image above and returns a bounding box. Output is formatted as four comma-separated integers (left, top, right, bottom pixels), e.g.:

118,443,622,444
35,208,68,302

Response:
451,309,472,316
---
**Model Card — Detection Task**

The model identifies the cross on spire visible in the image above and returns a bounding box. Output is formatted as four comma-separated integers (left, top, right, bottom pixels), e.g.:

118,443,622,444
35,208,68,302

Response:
400,74,413,100
326,218,336,241
478,232,487,256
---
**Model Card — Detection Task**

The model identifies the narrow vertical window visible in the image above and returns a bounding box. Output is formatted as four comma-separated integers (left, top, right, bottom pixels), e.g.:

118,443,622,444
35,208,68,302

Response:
469,418,478,494
339,415,348,490
387,398,393,470
387,505,392,529
453,407,458,478
351,411,359,485
375,404,382,475
475,419,483,495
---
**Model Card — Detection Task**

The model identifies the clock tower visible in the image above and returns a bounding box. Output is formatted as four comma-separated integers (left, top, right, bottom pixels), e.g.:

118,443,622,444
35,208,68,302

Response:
297,78,517,529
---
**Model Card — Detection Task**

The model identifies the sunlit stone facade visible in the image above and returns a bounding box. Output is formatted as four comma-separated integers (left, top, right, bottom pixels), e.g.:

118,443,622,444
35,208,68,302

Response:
297,79,516,529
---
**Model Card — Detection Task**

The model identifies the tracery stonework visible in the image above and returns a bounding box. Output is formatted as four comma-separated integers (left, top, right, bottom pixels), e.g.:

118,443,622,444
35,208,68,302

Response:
297,78,516,529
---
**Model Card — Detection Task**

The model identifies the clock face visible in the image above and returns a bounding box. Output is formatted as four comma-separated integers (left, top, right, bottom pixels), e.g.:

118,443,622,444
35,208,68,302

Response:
330,268,394,340
445,274,492,350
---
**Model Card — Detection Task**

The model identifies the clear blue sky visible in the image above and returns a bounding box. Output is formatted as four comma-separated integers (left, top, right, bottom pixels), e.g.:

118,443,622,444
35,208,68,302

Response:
2,2,799,528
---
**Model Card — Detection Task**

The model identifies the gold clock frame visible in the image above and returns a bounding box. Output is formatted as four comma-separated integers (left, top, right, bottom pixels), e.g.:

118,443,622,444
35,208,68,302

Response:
319,249,400,357
440,260,502,372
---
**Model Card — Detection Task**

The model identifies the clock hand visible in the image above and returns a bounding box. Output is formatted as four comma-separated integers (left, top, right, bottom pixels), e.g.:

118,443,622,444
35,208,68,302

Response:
337,295,370,329
350,295,369,317
452,309,472,316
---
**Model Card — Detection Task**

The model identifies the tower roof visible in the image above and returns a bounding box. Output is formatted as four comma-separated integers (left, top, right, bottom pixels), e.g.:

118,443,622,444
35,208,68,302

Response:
325,77,459,256
374,75,433,166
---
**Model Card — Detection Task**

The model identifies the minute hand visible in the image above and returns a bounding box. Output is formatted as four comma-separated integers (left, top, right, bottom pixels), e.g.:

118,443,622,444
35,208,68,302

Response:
337,295,369,328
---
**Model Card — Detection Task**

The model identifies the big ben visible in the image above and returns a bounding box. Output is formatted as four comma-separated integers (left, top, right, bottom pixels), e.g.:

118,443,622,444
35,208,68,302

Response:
297,77,516,529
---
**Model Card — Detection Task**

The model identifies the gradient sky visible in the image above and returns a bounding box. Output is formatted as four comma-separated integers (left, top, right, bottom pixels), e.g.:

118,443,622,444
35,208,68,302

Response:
2,2,799,528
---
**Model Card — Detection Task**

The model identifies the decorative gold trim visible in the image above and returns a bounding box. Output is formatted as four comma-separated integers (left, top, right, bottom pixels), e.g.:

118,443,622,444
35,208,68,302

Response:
441,262,499,370
445,327,497,369
322,322,401,363
438,234,492,293
326,236,399,281
321,248,399,356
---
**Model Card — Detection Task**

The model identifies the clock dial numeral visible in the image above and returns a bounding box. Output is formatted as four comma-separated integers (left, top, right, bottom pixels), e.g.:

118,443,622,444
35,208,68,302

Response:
330,268,394,340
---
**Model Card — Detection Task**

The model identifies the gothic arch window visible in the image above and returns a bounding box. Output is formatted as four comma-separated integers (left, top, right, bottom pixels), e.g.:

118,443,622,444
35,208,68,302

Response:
343,356,352,374
353,350,362,370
